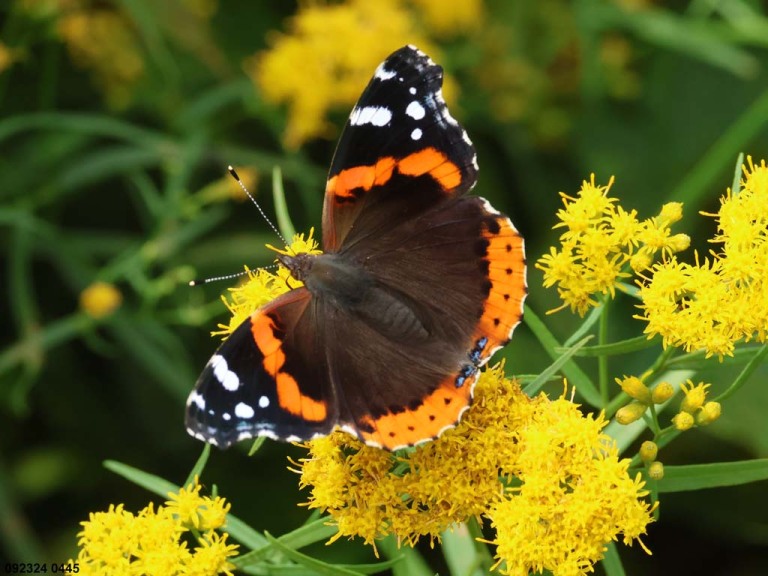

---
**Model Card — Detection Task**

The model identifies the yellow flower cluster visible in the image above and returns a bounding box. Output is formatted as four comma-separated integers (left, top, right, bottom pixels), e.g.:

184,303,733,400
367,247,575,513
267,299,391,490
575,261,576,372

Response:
638,157,768,358
248,0,482,148
54,3,145,109
73,479,237,576
213,230,321,337
296,366,654,574
536,175,689,316
671,380,721,430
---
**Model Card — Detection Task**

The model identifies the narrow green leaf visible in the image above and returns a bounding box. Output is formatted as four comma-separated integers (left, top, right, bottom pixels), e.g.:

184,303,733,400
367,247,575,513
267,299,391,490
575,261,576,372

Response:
277,517,338,551
523,304,602,406
559,334,656,357
183,444,211,489
563,303,603,347
731,152,745,195
104,460,178,497
601,541,627,576
273,166,296,241
657,459,768,493
247,532,364,576
442,523,484,576
523,336,592,397
379,535,433,576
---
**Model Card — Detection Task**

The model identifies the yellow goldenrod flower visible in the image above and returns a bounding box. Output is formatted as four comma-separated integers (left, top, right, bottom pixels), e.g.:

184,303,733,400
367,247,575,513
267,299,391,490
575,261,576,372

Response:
296,366,654,572
638,157,768,358
651,381,674,404
639,440,658,463
617,376,651,403
56,7,144,108
73,479,238,575
79,282,122,319
616,401,647,425
213,230,321,337
696,401,722,426
672,411,695,431
246,0,439,148
409,0,484,37
648,461,664,480
165,476,231,531
679,380,710,414
537,175,687,315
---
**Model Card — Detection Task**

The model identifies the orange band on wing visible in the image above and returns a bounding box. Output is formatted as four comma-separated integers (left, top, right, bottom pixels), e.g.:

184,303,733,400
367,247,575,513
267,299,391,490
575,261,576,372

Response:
326,147,462,202
397,147,462,191
250,312,327,422
358,372,475,450
326,156,396,199
472,216,526,362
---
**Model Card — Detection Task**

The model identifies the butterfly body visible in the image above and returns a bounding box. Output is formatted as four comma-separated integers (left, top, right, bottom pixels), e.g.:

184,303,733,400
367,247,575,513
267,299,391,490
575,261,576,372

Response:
186,46,527,451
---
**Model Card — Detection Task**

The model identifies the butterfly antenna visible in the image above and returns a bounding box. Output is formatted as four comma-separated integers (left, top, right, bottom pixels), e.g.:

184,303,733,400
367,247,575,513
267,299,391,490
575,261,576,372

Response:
228,165,286,245
189,263,279,287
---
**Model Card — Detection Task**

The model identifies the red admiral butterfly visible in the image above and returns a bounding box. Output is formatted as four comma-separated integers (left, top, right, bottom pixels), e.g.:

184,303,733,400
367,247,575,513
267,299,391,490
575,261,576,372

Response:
186,46,526,451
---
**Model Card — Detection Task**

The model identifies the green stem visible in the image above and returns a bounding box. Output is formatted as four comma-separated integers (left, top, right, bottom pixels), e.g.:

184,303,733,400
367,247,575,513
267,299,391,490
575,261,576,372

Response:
714,343,768,403
598,298,610,407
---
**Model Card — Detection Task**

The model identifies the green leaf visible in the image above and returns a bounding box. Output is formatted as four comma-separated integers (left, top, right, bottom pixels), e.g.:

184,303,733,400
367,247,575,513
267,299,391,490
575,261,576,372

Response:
183,444,211,489
442,523,485,576
379,535,433,576
238,516,339,565
601,541,627,576
657,459,768,493
524,335,592,396
523,304,602,406
246,532,365,576
104,460,178,497
273,166,296,241
559,334,656,357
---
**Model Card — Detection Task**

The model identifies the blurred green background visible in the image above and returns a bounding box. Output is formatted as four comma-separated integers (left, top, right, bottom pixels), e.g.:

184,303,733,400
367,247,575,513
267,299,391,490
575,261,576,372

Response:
2,0,768,573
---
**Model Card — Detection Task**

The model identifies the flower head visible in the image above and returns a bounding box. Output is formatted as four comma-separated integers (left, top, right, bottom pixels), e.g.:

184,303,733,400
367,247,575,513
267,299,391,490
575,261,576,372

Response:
73,478,238,575
214,230,321,336
637,157,768,358
247,0,439,148
537,175,687,315
296,366,654,573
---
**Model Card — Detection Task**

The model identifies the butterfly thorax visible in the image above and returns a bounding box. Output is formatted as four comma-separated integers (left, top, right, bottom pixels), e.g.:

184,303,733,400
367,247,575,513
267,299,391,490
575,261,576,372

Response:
278,252,430,341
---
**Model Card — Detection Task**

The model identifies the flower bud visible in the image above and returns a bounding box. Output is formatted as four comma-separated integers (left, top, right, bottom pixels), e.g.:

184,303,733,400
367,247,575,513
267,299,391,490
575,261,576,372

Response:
80,282,122,319
616,402,647,425
617,376,651,404
639,441,658,463
648,461,664,480
629,250,653,272
696,402,722,426
672,411,695,431
680,381,710,413
651,382,674,404
659,202,683,224
666,233,690,253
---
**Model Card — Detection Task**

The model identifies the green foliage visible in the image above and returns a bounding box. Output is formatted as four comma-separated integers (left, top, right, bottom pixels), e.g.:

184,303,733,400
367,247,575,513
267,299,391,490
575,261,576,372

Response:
2,0,768,574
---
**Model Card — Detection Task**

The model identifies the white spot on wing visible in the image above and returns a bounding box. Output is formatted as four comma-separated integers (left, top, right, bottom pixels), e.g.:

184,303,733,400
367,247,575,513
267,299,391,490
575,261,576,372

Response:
187,391,205,410
350,106,393,127
258,395,270,408
222,412,231,421
211,354,240,391
406,100,426,120
234,402,255,419
409,87,417,95
374,62,396,81
411,128,423,140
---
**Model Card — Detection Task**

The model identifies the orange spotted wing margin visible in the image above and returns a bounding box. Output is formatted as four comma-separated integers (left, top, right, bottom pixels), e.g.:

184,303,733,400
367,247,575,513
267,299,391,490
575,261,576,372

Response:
325,196,526,450
185,289,338,448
